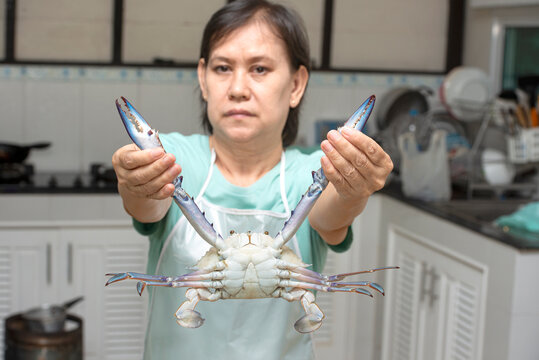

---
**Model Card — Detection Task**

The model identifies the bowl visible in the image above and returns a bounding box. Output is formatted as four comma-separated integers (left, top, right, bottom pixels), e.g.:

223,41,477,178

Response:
481,148,516,185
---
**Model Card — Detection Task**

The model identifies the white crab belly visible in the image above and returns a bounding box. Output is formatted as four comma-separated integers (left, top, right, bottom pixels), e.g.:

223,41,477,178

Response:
221,254,281,299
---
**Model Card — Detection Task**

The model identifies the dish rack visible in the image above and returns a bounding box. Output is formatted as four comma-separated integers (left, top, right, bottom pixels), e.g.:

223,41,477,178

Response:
507,127,539,163
465,105,539,199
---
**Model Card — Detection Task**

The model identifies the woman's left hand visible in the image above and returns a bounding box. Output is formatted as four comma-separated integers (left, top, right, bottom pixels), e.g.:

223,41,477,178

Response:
321,127,393,201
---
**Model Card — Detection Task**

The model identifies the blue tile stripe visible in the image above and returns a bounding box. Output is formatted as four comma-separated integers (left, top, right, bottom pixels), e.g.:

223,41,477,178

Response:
0,65,443,88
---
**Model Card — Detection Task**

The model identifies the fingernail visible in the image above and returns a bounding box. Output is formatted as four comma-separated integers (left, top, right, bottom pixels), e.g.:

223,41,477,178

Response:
327,130,341,141
321,140,334,153
341,127,354,136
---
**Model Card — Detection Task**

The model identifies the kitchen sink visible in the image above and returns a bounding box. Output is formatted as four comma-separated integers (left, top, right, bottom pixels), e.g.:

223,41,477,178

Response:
430,199,529,224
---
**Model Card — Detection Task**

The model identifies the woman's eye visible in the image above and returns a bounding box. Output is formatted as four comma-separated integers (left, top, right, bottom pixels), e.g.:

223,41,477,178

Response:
215,65,229,73
253,66,267,74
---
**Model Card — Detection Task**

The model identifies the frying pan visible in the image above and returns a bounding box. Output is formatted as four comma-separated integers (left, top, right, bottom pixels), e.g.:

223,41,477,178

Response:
0,142,51,163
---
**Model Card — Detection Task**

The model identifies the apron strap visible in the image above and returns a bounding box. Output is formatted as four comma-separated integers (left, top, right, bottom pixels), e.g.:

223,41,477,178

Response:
196,149,217,202
279,151,291,215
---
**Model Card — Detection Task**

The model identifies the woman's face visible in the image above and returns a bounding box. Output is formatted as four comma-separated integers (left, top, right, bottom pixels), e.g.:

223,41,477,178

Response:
198,20,308,147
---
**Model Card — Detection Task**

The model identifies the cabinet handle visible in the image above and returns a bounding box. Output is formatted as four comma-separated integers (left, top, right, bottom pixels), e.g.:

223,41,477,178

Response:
428,269,439,307
67,243,73,284
420,262,429,303
46,243,52,285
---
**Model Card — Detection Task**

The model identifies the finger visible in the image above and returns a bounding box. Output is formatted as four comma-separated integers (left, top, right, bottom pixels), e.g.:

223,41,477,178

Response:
126,153,177,186
340,128,390,165
320,140,358,191
325,130,375,177
130,166,180,199
148,183,176,200
120,146,166,171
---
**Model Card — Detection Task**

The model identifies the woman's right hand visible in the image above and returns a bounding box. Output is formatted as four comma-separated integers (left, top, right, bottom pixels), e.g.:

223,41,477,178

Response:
112,144,182,221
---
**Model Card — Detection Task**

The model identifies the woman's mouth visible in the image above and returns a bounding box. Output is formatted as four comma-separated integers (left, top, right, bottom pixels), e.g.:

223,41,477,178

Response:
224,109,254,118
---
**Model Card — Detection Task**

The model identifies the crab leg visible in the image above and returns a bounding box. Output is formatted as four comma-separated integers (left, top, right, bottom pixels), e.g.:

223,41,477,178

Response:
292,265,400,282
115,97,225,251
175,288,222,328
280,288,325,333
273,95,376,249
105,270,227,294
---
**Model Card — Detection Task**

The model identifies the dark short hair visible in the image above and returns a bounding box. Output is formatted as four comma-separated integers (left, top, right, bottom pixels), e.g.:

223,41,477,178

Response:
199,0,311,148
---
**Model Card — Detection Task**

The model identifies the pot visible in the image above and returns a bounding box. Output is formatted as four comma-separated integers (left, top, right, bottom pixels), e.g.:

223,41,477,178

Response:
0,142,51,163
375,86,432,131
22,296,83,333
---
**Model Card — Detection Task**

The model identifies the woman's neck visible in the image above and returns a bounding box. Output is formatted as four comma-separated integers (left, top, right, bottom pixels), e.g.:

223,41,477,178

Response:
209,135,283,187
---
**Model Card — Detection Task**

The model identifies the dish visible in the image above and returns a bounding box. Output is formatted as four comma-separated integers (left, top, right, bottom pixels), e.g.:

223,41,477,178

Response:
481,148,515,186
441,67,494,122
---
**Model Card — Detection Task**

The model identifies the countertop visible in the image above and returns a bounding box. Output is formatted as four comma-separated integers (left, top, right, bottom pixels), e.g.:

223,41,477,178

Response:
3,171,538,250
0,172,117,194
379,180,539,251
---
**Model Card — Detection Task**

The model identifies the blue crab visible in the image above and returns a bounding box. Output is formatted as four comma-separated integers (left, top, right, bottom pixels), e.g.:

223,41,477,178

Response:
106,95,398,333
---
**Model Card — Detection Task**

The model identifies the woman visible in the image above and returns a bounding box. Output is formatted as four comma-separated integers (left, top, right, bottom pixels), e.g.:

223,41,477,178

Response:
112,1,393,359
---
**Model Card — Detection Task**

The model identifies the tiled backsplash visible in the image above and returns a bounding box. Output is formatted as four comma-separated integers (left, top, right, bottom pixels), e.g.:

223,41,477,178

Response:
0,65,442,171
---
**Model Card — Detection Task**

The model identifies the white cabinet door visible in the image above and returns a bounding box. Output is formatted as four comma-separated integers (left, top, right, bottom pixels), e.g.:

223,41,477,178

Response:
0,228,59,355
382,226,486,360
59,226,148,360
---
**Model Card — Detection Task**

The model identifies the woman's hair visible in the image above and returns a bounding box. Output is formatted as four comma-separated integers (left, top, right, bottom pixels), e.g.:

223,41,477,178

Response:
199,0,311,147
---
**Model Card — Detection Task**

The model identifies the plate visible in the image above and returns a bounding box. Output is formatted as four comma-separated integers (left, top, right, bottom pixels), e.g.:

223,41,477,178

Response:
441,67,494,122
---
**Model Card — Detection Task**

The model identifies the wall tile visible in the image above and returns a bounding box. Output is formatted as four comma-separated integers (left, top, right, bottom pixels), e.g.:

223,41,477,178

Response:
24,80,82,171
138,81,203,136
80,82,139,170
0,65,443,171
0,80,25,141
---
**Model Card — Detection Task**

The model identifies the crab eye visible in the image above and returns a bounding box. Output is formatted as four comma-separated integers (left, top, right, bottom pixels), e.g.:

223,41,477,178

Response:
230,230,235,235
264,231,269,235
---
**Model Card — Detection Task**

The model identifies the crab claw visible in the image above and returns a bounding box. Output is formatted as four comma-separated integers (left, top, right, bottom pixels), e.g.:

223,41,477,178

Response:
274,95,376,249
115,96,164,150
341,94,375,131
105,272,129,285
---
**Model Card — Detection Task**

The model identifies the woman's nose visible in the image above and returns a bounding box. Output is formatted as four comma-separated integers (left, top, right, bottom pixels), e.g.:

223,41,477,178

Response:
228,72,250,101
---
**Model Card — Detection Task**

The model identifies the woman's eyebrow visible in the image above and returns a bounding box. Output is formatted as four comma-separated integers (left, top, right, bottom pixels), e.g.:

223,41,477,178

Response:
209,54,275,64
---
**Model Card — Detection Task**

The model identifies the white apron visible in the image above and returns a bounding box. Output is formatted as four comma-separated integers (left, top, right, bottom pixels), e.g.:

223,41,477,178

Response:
143,150,314,360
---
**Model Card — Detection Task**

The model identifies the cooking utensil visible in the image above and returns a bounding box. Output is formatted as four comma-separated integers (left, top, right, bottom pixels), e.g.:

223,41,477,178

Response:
0,142,51,163
375,86,431,131
22,296,84,333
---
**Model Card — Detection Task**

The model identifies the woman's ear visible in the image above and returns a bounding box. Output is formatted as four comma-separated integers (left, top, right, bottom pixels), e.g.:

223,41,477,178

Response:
289,65,309,108
197,58,208,101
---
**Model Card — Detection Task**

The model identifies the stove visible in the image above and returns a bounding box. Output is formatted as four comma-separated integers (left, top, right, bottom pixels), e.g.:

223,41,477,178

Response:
0,163,118,194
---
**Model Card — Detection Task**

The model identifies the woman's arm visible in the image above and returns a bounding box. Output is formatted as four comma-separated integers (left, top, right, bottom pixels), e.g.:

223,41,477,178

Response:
112,144,182,223
308,127,393,245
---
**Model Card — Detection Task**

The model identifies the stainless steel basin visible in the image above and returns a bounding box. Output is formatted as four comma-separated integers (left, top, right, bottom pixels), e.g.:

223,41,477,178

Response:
428,199,539,248
431,199,529,224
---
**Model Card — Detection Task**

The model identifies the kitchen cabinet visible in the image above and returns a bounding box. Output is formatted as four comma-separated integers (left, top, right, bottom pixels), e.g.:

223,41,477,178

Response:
0,195,148,360
381,226,486,360
373,194,539,360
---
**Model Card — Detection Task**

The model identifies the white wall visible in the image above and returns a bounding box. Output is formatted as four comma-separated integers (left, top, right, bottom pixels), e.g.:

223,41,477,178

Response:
463,4,539,78
0,65,441,172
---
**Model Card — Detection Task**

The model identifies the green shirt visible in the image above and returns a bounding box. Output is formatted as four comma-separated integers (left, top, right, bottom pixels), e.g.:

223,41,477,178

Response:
133,133,352,274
